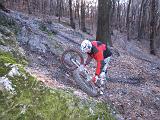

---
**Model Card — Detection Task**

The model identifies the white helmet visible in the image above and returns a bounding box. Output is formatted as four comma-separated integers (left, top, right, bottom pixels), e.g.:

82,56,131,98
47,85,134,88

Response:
80,40,92,53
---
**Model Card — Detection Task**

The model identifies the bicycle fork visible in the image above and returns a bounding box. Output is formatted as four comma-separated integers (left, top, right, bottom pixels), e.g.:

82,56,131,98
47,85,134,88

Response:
71,58,92,82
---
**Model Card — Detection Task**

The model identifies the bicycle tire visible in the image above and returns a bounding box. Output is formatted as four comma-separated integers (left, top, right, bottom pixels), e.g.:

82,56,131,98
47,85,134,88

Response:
72,69,98,97
61,48,84,71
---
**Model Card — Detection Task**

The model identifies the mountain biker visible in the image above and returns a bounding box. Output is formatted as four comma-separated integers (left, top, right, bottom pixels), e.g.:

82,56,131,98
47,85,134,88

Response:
80,39,112,86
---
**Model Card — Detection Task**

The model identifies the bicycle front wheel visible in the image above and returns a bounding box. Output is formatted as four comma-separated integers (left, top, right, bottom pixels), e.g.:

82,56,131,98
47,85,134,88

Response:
73,69,98,97
61,48,84,71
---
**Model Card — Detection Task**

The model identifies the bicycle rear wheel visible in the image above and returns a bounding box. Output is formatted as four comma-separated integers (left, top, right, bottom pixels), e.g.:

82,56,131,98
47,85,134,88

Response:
61,48,84,71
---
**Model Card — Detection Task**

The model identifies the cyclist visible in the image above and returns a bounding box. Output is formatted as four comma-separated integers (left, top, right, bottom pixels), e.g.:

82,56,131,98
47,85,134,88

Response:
80,39,112,86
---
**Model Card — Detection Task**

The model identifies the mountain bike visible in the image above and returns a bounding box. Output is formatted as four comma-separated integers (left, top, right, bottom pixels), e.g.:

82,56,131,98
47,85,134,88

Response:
61,48,101,97
61,48,142,96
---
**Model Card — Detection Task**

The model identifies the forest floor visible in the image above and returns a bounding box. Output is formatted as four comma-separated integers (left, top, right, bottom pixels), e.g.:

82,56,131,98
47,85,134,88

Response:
2,10,160,120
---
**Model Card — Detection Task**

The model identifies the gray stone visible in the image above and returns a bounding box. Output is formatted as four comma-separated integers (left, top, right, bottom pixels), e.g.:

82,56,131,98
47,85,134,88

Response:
8,65,20,77
0,77,15,92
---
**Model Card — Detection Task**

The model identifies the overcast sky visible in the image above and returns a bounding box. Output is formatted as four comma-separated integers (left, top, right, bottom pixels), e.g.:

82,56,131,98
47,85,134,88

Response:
120,0,128,3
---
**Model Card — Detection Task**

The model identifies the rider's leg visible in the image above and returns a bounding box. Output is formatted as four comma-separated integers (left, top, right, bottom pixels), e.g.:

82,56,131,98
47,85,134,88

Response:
96,57,111,95
93,57,111,94
103,57,111,80
103,57,111,71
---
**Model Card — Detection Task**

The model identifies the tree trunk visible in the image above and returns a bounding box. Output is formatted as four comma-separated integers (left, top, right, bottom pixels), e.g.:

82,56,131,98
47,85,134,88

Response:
27,0,32,14
90,6,94,32
55,0,63,22
81,0,86,32
117,0,121,30
150,0,156,55
58,0,63,22
69,0,75,29
77,0,80,28
96,0,112,46
49,0,54,15
126,0,132,41
56,0,59,17
137,0,146,40
110,0,116,31
74,3,77,19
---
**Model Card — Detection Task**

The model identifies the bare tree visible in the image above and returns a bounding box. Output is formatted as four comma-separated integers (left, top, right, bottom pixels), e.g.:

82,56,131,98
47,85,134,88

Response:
81,0,86,32
137,0,147,40
49,0,56,15
55,0,62,22
69,0,75,29
110,0,116,30
75,0,80,28
126,0,132,40
117,0,121,30
150,0,156,55
96,0,112,46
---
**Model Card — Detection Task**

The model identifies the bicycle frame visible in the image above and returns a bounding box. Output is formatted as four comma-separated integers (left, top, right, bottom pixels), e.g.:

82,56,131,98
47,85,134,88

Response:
70,58,92,82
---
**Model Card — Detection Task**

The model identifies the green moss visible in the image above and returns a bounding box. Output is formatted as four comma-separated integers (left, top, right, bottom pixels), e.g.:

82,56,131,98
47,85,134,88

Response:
0,51,28,77
11,50,28,66
0,37,5,45
0,64,11,77
2,37,17,47
0,52,17,64
0,25,18,48
0,46,114,120
0,70,115,120
51,40,64,55
39,23,56,36
0,51,28,66
0,14,20,35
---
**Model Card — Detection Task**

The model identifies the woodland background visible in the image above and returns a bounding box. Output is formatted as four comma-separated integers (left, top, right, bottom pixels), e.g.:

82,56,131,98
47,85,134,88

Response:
1,0,160,56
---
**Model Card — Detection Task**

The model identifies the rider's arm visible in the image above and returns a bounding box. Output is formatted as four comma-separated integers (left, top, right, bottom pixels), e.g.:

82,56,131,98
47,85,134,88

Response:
95,52,105,76
95,60,105,76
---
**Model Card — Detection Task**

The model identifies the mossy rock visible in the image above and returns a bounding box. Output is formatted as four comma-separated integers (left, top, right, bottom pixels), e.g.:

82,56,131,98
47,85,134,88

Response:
0,25,13,36
0,38,5,46
0,12,20,35
0,60,115,120
0,25,17,47
0,52,115,120
39,22,57,36
2,36,17,47
0,25,27,64
52,40,64,54
0,73,115,120
0,51,27,66
0,51,26,77
0,63,11,77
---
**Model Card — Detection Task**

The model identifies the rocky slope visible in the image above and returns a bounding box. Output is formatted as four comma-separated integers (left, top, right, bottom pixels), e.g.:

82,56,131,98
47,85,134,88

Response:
0,10,115,120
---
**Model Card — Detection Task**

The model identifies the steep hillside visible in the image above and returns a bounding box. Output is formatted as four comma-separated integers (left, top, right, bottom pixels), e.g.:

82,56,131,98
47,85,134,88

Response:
0,10,115,120
0,9,160,120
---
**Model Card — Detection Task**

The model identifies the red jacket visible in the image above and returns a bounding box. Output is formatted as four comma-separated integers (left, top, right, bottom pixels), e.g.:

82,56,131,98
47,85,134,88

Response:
85,41,112,75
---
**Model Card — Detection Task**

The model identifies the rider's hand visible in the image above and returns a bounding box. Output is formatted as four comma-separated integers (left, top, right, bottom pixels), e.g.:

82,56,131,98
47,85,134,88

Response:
92,75,98,83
